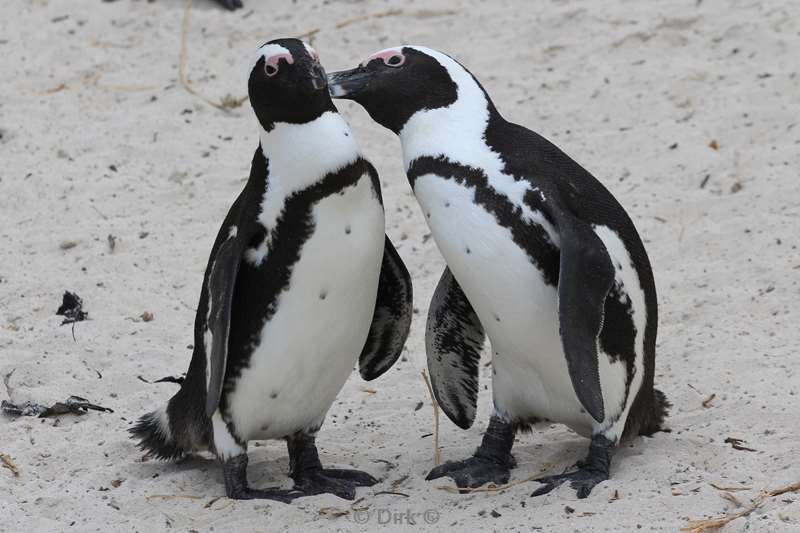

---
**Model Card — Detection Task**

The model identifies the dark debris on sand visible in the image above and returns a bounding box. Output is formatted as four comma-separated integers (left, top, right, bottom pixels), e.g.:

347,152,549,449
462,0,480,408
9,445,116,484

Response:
1,396,113,418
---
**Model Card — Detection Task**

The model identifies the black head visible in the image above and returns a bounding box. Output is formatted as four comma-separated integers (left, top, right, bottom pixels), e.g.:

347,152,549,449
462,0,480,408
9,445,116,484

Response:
327,46,458,133
248,38,335,131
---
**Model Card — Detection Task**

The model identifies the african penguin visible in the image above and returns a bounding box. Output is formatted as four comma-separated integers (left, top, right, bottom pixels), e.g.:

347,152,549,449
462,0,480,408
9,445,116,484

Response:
328,46,668,498
131,39,413,502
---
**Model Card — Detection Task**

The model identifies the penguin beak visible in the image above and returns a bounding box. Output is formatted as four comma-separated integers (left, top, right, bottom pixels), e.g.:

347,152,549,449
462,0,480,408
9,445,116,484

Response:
327,67,371,99
307,63,328,91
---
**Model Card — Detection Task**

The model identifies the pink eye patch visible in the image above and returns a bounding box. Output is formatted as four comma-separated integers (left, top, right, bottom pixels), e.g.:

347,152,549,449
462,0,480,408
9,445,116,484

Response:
363,50,405,67
264,52,293,75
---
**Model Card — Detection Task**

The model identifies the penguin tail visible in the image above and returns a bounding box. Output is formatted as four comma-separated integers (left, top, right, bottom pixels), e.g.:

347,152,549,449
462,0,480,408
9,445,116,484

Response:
639,387,671,436
129,406,185,461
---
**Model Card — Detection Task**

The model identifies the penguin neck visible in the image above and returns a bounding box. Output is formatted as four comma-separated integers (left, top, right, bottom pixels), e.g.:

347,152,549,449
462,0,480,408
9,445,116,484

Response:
398,65,507,178
253,110,361,232
257,110,360,189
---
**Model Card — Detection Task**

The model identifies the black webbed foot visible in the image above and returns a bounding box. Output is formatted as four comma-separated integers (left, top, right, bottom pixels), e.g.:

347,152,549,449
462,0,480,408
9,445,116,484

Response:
531,467,609,499
425,415,516,491
426,455,512,491
216,0,243,10
287,432,377,500
223,454,301,502
292,467,378,501
227,486,302,502
531,434,614,499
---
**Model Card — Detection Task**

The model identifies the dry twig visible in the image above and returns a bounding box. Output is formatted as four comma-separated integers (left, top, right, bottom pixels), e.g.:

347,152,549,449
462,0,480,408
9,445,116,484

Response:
179,0,247,111
145,494,203,502
682,480,800,532
420,370,441,466
701,393,716,408
334,9,403,29
297,8,455,43
709,482,751,492
1,453,19,477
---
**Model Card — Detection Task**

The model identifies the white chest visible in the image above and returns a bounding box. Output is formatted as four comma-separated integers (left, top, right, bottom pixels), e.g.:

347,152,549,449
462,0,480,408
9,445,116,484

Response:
414,174,644,436
414,173,594,429
227,175,385,441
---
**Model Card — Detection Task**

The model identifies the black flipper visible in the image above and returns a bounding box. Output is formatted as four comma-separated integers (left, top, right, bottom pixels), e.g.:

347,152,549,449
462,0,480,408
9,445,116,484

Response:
425,267,486,429
203,153,262,417
204,229,248,417
551,203,615,423
358,236,413,380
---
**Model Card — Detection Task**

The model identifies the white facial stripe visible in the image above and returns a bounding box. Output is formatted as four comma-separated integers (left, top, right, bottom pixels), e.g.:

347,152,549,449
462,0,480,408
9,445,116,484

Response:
302,41,319,60
255,43,294,70
398,46,497,172
361,46,404,66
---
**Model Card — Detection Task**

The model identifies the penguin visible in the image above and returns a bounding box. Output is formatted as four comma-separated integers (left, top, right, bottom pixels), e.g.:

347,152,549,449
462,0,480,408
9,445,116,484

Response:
131,39,413,502
328,46,668,498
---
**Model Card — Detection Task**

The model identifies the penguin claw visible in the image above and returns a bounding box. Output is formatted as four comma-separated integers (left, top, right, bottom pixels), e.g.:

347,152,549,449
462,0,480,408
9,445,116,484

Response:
426,456,511,491
227,486,303,502
531,468,609,499
316,468,378,486
292,468,378,500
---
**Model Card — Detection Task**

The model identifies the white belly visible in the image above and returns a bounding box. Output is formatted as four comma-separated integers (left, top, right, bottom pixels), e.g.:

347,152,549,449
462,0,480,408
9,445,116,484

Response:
228,176,385,441
416,174,632,436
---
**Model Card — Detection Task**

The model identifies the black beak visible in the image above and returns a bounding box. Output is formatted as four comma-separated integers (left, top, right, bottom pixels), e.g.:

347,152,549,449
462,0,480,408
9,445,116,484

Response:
327,67,371,99
308,63,328,91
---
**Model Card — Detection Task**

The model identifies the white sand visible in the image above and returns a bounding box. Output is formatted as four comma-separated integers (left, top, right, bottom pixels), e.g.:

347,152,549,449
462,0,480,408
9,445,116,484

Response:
1,0,799,531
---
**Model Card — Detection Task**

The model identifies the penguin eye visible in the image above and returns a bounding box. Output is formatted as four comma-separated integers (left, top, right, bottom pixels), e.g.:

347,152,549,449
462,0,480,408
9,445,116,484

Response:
265,63,279,77
384,54,405,67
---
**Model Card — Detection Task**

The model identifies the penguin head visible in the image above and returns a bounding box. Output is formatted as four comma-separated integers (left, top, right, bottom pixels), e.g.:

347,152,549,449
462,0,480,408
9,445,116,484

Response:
327,46,460,133
248,38,335,131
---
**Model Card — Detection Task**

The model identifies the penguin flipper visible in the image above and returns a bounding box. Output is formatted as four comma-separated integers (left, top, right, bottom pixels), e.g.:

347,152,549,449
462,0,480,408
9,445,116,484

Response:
554,209,615,424
426,267,486,429
358,236,413,380
204,231,246,418
202,183,262,419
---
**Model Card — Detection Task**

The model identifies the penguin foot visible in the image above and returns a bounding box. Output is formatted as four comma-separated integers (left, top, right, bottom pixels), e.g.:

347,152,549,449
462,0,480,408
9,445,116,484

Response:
426,414,516,491
286,432,376,500
531,467,609,499
227,486,302,502
292,468,378,500
223,453,301,502
426,456,511,491
531,434,614,499
216,0,243,10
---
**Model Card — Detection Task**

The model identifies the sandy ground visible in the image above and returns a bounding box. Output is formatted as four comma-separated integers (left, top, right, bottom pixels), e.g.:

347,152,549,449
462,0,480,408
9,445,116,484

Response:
1,0,799,531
